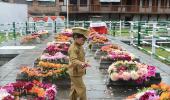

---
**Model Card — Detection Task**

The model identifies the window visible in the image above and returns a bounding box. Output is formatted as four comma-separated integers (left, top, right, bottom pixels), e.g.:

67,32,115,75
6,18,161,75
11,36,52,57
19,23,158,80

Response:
112,2,120,5
38,1,55,6
101,2,109,5
142,0,149,8
70,0,77,4
161,0,167,8
80,0,87,6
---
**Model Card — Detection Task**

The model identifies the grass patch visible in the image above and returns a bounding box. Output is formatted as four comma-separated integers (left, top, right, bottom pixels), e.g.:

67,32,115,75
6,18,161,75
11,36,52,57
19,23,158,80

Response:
142,46,170,59
140,46,170,66
109,28,130,37
0,32,21,43
0,34,7,43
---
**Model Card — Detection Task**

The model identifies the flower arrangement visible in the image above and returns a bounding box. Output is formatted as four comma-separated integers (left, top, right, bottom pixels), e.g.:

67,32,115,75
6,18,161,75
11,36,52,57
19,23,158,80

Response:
100,44,122,52
0,80,57,100
45,43,70,55
31,33,40,37
37,30,48,35
20,66,68,78
60,28,72,37
0,89,14,100
108,61,156,84
91,35,108,43
20,34,40,44
88,33,108,44
102,50,135,61
126,82,170,100
40,52,68,60
55,34,71,42
38,61,63,69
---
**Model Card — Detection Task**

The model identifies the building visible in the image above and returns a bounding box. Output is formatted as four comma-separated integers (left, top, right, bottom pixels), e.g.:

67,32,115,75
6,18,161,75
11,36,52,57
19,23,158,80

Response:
65,0,170,21
2,0,170,21
0,2,28,24
1,0,59,16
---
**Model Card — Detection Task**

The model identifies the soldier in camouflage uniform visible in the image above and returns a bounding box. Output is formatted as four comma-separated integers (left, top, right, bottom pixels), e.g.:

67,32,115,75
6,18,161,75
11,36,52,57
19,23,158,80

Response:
68,27,90,100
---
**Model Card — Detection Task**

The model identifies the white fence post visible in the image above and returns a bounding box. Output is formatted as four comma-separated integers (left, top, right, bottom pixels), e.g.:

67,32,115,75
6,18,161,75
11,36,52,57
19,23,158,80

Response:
130,21,134,45
152,23,157,55
119,20,122,36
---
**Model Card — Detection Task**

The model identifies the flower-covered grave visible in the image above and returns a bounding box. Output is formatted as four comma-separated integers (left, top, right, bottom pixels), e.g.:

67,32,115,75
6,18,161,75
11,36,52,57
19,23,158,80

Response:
0,80,56,100
99,50,138,69
20,30,49,44
107,61,161,87
88,32,110,52
126,82,170,100
43,42,70,56
54,28,72,42
94,44,122,59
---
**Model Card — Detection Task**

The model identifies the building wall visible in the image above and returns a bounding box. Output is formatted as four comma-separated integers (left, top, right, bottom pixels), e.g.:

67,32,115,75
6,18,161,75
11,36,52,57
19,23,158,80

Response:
2,0,170,21
0,2,28,24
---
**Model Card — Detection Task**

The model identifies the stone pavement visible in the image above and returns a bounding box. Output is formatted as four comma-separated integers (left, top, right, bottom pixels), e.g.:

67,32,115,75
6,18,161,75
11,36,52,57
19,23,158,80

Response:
0,34,170,100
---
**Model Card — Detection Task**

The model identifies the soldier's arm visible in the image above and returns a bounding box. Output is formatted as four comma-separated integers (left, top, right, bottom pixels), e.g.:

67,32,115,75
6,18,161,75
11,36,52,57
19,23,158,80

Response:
69,48,83,66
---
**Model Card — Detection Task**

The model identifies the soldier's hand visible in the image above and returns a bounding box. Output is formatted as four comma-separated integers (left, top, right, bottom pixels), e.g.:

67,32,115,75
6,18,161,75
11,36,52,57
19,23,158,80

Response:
81,62,91,69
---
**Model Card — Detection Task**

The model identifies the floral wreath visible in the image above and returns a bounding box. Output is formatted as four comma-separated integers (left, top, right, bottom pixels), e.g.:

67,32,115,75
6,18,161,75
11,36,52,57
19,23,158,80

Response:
108,61,156,84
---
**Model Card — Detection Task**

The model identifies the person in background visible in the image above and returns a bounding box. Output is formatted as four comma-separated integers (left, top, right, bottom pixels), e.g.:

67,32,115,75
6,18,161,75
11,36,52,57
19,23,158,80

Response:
68,27,90,100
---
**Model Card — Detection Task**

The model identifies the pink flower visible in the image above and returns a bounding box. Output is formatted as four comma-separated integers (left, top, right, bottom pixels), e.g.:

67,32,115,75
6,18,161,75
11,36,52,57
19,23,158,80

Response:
45,85,57,100
117,66,127,72
138,68,148,75
54,52,66,59
40,52,67,60
122,72,131,81
137,68,147,77
147,70,156,77
139,90,159,100
147,66,156,71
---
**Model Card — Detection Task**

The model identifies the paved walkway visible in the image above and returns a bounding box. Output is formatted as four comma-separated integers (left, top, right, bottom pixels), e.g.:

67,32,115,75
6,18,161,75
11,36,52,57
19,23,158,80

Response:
0,34,170,100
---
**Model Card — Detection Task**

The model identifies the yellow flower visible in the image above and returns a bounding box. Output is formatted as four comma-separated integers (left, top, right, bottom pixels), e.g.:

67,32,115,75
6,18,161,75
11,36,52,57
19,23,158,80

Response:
37,88,45,97
160,92,170,100
151,84,160,89
160,84,170,91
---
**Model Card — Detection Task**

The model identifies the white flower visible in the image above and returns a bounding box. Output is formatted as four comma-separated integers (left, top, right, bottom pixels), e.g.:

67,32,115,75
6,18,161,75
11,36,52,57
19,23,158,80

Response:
128,61,135,64
47,41,55,46
110,73,119,81
129,53,135,59
130,71,139,80
0,89,12,100
124,61,129,64
135,91,145,99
